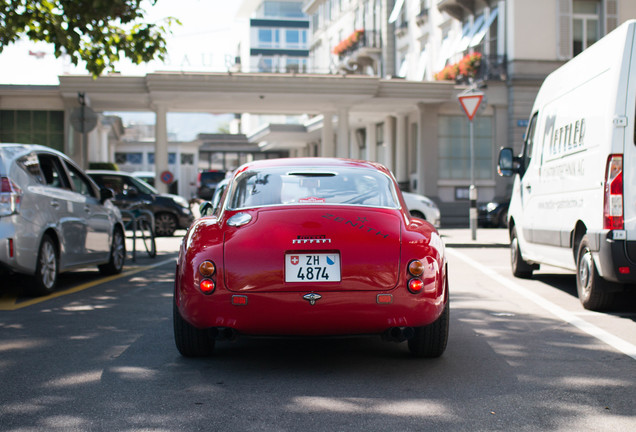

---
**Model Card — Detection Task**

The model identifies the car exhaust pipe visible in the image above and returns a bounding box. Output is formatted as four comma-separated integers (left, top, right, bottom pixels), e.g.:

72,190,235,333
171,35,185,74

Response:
382,326,415,342
212,327,238,341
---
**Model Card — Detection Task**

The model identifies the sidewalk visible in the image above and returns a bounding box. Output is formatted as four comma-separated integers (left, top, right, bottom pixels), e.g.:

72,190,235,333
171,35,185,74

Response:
439,227,509,248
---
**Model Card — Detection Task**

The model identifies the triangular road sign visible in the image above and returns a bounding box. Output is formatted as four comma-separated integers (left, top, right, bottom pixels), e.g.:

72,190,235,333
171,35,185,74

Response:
458,93,484,121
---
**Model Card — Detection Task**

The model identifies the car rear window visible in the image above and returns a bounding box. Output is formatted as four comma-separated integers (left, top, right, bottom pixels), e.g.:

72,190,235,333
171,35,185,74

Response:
228,167,399,210
17,153,45,184
200,171,226,185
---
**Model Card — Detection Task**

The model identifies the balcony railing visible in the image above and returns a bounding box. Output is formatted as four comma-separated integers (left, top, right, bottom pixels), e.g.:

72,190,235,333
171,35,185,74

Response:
333,29,382,58
435,53,507,84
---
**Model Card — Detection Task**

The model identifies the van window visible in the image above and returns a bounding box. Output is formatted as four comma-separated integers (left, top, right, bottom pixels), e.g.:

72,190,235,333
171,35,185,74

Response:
521,112,538,175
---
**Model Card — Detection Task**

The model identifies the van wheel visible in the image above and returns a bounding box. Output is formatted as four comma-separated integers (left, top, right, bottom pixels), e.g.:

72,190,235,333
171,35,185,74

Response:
510,226,534,278
576,235,616,311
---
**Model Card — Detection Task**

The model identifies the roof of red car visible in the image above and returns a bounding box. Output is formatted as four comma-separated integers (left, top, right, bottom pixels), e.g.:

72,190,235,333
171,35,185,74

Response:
234,157,391,176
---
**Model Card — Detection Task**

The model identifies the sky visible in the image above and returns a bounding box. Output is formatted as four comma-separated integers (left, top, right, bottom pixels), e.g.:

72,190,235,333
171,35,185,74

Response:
0,0,243,84
0,1,244,138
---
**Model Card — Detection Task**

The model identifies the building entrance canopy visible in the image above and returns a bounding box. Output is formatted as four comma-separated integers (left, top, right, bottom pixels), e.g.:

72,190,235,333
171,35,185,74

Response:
58,72,456,117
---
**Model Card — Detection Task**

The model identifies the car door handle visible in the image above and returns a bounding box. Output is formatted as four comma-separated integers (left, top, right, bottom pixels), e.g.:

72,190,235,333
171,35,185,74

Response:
525,185,532,193
50,200,60,209
84,205,91,214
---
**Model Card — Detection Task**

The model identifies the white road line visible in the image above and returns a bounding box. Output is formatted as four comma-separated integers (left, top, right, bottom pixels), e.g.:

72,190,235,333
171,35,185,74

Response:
448,248,636,362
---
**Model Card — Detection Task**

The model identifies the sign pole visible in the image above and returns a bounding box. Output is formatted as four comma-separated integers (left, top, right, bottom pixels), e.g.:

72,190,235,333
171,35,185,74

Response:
457,90,484,241
469,119,477,240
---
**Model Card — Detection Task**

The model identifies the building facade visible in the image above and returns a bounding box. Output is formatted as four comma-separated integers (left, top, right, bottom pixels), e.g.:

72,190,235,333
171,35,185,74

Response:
1,0,635,225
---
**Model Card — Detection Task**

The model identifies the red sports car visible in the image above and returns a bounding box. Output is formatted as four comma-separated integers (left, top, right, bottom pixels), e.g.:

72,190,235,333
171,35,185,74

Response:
173,158,449,357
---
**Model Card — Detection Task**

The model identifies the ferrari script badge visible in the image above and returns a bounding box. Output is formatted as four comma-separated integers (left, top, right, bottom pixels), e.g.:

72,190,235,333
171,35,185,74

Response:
303,293,322,305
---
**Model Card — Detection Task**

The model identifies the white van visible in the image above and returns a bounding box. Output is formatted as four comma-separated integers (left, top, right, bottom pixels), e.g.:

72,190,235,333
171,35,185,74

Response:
498,19,636,311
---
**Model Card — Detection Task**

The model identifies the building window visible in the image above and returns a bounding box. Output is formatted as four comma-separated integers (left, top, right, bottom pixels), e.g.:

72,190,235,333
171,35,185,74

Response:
0,110,64,152
258,57,274,72
573,0,600,56
376,123,384,146
114,152,143,165
438,116,492,180
257,28,280,48
181,153,194,165
260,1,304,18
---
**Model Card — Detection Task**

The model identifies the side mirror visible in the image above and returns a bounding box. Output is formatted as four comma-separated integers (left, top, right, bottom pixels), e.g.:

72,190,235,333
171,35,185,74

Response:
498,148,515,177
100,187,114,203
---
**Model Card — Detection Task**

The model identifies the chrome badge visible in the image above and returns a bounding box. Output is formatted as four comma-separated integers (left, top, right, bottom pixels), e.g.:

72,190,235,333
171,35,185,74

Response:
303,293,322,305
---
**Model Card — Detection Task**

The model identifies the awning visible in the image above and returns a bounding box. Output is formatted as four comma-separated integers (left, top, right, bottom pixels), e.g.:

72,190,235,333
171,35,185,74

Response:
416,48,428,80
389,0,405,24
456,15,484,53
469,7,498,47
398,54,409,78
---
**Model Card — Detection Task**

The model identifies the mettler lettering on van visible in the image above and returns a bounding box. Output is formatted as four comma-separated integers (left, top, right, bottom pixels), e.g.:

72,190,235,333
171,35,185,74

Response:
545,115,586,160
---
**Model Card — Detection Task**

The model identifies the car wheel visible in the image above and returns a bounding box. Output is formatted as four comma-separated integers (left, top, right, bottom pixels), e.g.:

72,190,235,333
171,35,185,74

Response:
173,298,216,357
32,234,58,296
408,302,449,358
98,227,126,275
155,213,177,237
576,235,616,311
510,226,534,278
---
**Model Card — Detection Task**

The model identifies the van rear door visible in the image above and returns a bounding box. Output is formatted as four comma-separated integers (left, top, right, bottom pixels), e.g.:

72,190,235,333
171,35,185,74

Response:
622,26,636,239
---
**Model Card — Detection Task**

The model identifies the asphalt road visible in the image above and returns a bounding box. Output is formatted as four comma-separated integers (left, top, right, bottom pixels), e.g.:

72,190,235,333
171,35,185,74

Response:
1,229,635,431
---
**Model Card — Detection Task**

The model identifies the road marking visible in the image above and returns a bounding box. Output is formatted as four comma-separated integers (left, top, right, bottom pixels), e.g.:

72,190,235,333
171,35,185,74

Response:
0,258,176,311
448,248,636,362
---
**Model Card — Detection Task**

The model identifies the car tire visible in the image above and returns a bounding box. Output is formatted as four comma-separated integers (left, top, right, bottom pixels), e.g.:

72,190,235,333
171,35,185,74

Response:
510,226,534,278
408,302,449,358
31,234,58,296
155,213,177,237
98,227,126,275
576,235,617,311
173,298,216,357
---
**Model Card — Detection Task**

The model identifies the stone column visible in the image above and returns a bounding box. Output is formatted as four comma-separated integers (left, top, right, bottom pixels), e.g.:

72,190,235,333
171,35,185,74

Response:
321,112,335,157
394,113,408,188
415,103,438,196
337,107,349,158
154,104,169,193
366,122,377,162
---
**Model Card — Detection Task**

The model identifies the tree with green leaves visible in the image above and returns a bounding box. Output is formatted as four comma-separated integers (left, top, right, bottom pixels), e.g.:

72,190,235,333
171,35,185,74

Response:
0,0,179,77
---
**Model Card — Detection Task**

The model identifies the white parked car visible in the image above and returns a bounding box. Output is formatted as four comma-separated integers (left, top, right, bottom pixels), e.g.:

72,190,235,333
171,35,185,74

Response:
402,192,441,228
0,144,126,295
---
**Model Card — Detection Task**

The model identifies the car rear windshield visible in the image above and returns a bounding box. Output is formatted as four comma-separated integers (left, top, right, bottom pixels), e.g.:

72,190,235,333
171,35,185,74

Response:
200,171,226,185
227,167,399,210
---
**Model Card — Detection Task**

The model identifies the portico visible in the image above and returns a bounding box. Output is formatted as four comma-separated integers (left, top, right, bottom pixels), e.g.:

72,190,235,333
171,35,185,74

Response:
54,72,457,193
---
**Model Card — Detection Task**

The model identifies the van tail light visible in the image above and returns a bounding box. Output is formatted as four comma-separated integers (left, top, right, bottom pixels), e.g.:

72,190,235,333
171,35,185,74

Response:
0,176,22,216
604,155,623,230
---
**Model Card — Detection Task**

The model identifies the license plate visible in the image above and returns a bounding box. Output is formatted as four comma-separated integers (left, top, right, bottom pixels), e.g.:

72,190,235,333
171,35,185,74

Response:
285,253,341,282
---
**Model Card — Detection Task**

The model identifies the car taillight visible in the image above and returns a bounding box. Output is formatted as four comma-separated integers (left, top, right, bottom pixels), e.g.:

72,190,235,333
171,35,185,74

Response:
0,176,22,216
604,155,623,230
407,259,424,294
198,260,216,294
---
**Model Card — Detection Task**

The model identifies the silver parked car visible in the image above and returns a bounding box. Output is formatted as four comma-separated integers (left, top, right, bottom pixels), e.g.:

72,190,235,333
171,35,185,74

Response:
0,144,126,296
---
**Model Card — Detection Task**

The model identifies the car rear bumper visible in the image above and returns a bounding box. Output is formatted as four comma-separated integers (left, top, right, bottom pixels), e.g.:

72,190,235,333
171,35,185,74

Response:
176,288,446,336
